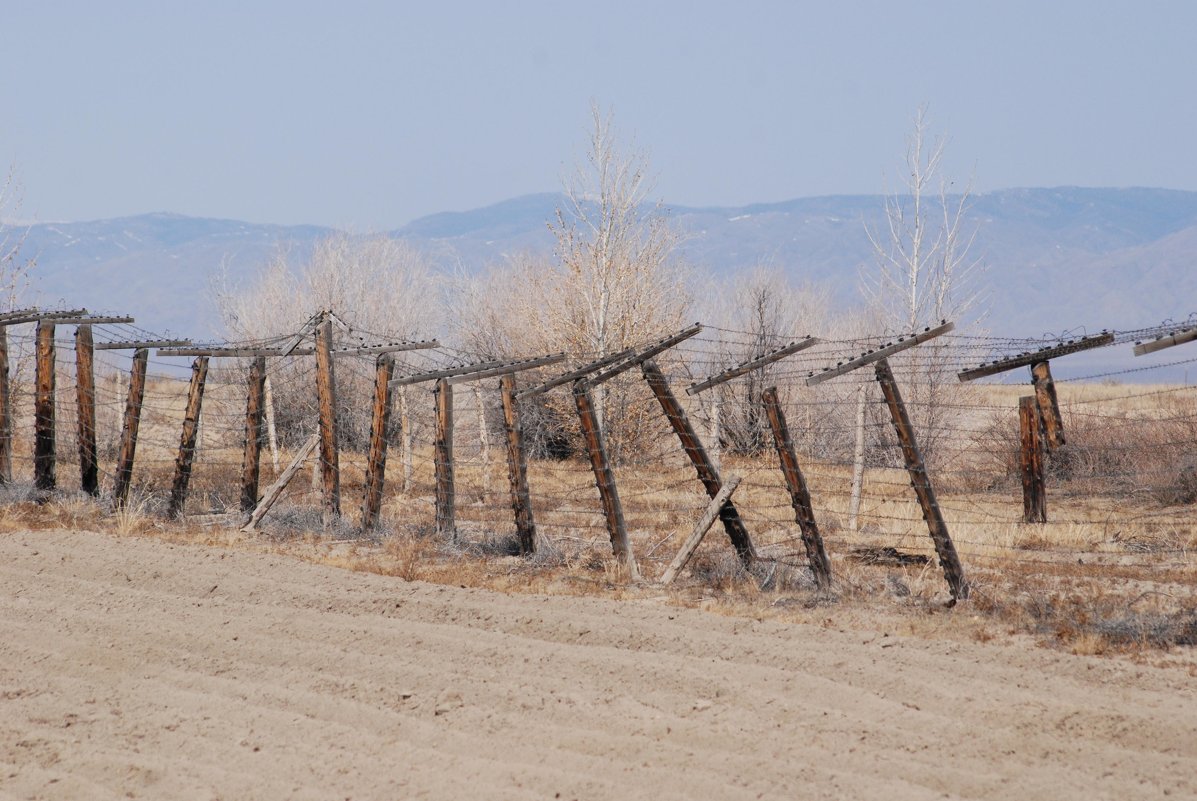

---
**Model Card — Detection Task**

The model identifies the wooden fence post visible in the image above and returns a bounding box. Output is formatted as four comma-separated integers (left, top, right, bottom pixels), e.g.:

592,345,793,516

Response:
399,387,413,493
474,384,492,498
112,348,149,508
34,321,57,491
240,356,267,513
1019,395,1047,523
573,379,639,580
0,327,12,484
708,394,722,472
641,360,756,565
264,374,280,471
168,356,209,519
500,373,536,554
74,324,99,495
761,386,832,589
1031,360,1065,449
848,381,867,531
360,354,394,531
315,318,340,525
434,377,455,540
874,357,968,602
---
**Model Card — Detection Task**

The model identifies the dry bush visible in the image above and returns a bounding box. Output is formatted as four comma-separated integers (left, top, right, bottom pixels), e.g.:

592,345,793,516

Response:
213,232,439,449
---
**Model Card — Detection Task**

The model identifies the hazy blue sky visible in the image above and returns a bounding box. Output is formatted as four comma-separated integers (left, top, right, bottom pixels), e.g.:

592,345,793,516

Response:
2,1,1194,227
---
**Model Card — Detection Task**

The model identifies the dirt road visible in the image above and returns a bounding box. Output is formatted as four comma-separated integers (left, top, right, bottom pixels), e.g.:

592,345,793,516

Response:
1,529,1194,800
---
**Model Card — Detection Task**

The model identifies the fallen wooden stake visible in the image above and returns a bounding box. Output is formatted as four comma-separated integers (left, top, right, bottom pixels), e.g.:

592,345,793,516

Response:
660,475,742,585
242,434,321,531
1031,360,1065,449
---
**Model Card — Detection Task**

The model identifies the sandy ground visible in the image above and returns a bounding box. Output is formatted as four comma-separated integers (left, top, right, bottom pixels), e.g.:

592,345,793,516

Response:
1,530,1194,801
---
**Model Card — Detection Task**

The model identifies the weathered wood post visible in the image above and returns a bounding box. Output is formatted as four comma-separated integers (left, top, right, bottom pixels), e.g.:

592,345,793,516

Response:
112,348,149,508
641,359,756,566
1030,361,1065,449
1019,395,1047,523
314,318,340,525
874,357,968,601
360,354,394,531
0,327,12,484
761,386,832,589
168,356,209,518
34,320,57,491
434,377,455,540
74,324,99,495
573,379,639,579
474,384,492,498
500,373,536,554
240,356,267,513
399,387,413,493
708,394,722,472
264,374,280,471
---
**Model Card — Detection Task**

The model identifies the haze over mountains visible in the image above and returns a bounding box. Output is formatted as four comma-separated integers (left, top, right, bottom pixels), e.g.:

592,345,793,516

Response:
15,188,1197,375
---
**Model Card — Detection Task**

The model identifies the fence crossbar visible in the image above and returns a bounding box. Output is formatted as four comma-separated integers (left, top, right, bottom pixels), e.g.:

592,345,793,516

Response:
807,322,954,385
687,337,819,395
957,331,1114,381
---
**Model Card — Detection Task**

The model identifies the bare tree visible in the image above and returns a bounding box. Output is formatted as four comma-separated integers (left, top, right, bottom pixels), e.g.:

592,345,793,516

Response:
544,104,690,443
0,166,35,309
215,232,437,343
212,232,439,449
705,266,829,456
861,106,985,466
449,106,689,460
862,105,982,331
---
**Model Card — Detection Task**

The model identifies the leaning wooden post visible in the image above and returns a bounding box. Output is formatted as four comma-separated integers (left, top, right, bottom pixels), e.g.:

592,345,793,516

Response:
1030,361,1065,449
314,318,340,525
74,324,99,495
360,354,394,531
761,386,832,589
499,373,536,554
874,357,968,601
1019,395,1047,524
34,320,57,491
0,327,12,484
433,377,455,540
240,356,267,513
168,356,209,519
112,348,149,508
573,379,639,580
641,360,756,565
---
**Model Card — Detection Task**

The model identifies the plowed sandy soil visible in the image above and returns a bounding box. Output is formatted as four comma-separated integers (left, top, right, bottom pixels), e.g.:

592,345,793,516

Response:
2,529,1194,800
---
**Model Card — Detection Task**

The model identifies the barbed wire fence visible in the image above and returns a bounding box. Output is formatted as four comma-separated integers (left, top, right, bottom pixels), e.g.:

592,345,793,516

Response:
2,307,1195,643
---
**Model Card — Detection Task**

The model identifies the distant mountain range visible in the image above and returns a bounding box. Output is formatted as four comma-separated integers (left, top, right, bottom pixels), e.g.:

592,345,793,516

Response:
12,187,1197,379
